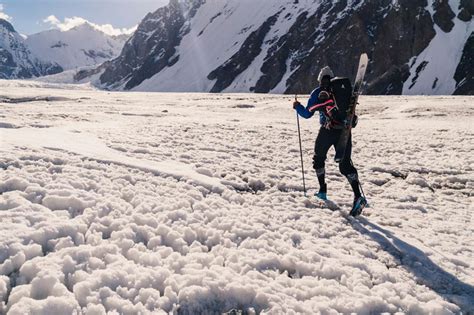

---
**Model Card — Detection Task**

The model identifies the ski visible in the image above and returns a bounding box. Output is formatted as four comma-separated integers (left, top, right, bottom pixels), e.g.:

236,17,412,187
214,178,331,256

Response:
334,53,369,163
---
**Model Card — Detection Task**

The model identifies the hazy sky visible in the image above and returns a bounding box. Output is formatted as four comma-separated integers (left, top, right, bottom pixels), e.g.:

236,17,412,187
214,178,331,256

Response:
0,0,169,35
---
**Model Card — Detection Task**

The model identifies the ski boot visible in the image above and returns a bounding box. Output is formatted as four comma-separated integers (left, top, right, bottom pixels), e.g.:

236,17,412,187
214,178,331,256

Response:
315,192,328,201
350,196,367,217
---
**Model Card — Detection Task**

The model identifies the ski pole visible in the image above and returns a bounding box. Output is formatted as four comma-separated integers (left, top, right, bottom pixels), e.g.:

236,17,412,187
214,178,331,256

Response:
295,94,307,197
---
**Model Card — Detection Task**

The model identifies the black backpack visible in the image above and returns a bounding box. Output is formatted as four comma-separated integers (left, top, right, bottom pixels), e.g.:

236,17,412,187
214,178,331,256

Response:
330,77,353,119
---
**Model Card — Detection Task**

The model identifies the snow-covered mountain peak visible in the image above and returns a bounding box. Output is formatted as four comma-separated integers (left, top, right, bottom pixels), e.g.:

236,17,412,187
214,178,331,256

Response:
0,16,133,79
25,23,129,71
0,19,62,79
0,18,15,33
68,22,97,33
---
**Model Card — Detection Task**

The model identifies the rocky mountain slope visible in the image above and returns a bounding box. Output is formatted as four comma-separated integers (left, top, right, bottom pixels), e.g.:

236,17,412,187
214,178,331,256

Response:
0,19,62,79
95,0,473,95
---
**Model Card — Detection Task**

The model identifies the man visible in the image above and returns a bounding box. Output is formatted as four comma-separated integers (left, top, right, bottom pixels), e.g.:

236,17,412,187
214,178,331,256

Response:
293,66,367,216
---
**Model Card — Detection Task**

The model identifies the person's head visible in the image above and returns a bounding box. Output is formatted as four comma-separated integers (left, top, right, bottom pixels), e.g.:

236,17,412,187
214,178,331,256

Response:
318,66,334,90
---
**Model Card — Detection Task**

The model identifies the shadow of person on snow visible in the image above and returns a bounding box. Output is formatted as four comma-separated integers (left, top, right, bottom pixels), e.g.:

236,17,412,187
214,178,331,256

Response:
351,217,474,312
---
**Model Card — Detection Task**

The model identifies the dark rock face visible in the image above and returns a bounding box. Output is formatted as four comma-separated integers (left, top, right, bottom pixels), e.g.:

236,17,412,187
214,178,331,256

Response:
432,0,456,32
51,41,68,49
253,10,314,93
208,13,280,92
83,50,111,60
453,32,473,95
241,0,435,94
254,1,338,93
100,0,204,90
366,0,436,94
458,0,474,21
0,48,16,78
366,65,411,95
283,3,373,94
283,0,436,95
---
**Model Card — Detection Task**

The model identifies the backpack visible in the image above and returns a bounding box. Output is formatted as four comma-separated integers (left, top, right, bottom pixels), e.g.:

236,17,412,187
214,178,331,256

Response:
330,77,353,120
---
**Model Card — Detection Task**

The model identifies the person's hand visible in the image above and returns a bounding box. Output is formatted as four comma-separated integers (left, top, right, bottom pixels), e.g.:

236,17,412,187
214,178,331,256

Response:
293,101,300,109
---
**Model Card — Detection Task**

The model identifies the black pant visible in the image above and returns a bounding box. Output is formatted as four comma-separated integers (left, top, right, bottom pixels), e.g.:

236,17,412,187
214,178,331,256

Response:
312,128,360,197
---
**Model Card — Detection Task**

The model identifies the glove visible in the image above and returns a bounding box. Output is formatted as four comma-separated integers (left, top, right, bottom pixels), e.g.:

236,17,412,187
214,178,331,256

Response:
293,101,301,109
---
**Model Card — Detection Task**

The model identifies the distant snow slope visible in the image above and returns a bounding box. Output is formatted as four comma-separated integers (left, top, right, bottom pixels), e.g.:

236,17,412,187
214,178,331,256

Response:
0,80,473,313
26,23,128,70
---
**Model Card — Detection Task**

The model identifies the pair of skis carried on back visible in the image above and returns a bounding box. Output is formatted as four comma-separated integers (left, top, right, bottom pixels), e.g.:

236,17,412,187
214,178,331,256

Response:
334,53,368,162
331,53,369,216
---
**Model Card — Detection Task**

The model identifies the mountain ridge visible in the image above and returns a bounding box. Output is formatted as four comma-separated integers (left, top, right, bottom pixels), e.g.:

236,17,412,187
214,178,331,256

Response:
95,0,473,95
1,1,471,95
26,22,128,71
0,18,129,80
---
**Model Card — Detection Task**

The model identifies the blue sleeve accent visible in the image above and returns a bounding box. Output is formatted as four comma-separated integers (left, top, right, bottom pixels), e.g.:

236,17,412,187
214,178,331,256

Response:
295,103,313,118
307,88,320,109
295,88,320,119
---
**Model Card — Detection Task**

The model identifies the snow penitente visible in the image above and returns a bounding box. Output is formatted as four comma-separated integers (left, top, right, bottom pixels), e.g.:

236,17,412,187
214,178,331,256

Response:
1,80,473,314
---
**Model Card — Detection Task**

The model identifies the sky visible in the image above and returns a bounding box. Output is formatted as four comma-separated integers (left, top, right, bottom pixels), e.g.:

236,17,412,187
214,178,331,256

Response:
0,0,169,35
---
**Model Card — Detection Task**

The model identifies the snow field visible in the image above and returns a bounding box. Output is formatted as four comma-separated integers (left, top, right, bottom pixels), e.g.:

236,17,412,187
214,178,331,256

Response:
0,81,473,314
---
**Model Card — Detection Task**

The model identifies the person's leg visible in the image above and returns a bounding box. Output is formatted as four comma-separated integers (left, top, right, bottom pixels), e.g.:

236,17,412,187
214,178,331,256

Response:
338,134,361,199
313,128,333,194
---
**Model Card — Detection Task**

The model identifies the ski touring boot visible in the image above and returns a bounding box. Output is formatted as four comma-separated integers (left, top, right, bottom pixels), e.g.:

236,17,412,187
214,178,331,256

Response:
315,192,328,201
350,196,367,217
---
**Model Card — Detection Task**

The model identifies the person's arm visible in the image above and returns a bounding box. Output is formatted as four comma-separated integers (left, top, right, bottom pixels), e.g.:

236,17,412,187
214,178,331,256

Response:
294,102,313,119
293,89,320,119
